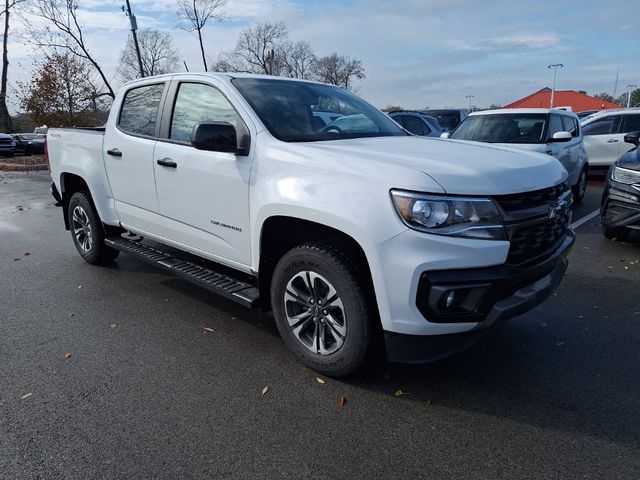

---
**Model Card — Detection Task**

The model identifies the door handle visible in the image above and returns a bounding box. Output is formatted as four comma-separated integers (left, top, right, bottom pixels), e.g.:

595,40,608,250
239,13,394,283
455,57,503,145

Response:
156,158,177,168
606,139,619,143
106,148,122,157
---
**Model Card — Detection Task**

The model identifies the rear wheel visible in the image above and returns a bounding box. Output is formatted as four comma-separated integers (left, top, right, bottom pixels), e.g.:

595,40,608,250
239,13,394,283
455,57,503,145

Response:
68,191,120,264
572,166,588,204
271,242,375,377
602,224,631,241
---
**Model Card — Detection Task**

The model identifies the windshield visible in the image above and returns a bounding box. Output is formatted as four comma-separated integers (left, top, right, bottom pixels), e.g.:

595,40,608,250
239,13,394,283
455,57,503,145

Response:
232,78,405,142
18,134,41,140
450,113,548,144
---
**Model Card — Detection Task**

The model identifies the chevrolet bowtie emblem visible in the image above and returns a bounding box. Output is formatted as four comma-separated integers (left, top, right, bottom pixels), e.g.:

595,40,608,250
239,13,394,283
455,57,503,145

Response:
548,200,567,219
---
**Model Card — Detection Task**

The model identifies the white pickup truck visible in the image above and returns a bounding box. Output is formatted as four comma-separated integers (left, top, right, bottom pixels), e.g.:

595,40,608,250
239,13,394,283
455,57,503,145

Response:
47,73,574,376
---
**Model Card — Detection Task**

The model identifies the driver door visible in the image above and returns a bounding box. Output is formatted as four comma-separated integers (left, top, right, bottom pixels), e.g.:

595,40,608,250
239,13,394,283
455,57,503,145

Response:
153,81,253,266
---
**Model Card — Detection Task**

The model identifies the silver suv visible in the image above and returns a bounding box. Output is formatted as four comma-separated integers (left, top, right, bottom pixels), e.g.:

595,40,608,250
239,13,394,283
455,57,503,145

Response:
446,108,589,203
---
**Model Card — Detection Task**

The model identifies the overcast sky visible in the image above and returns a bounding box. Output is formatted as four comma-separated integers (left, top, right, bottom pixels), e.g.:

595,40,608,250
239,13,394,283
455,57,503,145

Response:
8,0,640,113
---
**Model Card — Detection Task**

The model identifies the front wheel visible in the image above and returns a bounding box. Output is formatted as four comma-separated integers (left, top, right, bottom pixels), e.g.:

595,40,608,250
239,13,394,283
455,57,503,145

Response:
68,192,120,264
271,242,375,377
572,166,588,204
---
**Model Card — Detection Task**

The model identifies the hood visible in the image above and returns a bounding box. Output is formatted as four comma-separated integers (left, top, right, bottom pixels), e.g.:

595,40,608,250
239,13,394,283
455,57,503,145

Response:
283,136,566,195
616,147,640,171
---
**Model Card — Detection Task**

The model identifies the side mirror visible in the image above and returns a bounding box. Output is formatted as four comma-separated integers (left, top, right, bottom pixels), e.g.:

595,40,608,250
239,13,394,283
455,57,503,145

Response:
623,131,640,147
440,132,450,139
191,122,246,154
549,131,572,143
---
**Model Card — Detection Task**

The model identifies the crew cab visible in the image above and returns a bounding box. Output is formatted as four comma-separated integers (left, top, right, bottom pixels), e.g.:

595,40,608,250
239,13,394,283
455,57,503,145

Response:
47,73,574,376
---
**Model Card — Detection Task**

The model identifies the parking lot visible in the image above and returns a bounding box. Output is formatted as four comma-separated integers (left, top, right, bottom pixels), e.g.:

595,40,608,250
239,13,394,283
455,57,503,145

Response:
1,171,639,479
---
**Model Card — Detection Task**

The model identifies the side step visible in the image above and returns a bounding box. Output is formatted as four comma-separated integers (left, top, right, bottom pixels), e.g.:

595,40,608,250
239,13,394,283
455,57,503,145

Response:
105,237,260,308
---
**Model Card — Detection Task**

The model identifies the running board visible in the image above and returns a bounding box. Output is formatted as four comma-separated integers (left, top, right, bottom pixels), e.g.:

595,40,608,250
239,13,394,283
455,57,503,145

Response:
105,237,260,308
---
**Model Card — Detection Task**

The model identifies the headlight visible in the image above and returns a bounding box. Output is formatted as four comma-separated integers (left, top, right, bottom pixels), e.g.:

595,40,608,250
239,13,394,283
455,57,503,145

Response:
611,165,640,185
390,190,506,240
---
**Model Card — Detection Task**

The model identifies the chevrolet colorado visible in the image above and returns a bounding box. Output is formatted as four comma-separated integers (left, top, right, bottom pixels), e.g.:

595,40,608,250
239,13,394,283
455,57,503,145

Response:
47,73,574,376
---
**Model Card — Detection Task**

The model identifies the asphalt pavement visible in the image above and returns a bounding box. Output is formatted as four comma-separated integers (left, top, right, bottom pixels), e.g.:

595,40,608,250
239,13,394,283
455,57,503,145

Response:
1,171,639,479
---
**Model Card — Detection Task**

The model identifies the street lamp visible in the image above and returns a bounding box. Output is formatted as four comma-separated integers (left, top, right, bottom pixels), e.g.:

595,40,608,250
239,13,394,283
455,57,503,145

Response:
626,84,637,109
465,95,474,111
547,64,564,108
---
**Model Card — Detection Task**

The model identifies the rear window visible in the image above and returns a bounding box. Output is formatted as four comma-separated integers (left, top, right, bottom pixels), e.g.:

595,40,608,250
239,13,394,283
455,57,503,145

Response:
622,114,640,133
118,83,165,137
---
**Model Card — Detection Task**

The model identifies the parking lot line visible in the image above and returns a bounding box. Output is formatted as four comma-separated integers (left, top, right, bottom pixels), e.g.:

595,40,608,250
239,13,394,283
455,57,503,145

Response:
571,209,600,230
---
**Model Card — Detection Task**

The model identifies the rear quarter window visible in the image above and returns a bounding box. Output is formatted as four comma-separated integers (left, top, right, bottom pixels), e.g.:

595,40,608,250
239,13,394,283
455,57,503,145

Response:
118,83,165,137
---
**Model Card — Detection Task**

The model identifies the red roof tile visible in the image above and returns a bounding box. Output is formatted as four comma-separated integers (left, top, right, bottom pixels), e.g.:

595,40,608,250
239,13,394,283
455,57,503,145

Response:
503,88,621,112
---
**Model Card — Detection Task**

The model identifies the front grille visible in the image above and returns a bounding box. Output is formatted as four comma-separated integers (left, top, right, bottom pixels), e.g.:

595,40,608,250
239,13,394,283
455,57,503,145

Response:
492,182,572,265
0,138,12,144
494,182,570,212
506,212,570,265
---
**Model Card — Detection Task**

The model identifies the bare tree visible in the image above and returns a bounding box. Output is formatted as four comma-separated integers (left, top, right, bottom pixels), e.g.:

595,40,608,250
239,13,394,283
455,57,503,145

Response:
231,21,288,75
177,0,225,72
277,40,316,79
118,29,179,81
26,0,115,98
0,0,26,131
313,53,365,91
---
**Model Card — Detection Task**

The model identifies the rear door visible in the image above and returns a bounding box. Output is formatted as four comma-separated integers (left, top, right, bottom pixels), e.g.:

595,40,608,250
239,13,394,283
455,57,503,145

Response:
581,115,623,166
103,82,168,234
153,80,253,266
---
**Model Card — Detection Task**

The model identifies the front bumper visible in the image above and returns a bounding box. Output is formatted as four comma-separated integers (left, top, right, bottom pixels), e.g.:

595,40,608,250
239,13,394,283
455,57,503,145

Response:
601,178,640,229
384,231,574,363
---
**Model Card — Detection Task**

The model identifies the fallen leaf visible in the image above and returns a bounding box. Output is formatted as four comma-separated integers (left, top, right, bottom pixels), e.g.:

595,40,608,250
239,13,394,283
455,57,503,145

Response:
338,395,347,408
64,352,72,360
14,258,20,261
24,252,31,256
203,327,215,335
427,399,433,406
261,385,270,396
394,389,410,397
69,313,74,318
316,377,325,384
20,393,32,400
109,323,117,329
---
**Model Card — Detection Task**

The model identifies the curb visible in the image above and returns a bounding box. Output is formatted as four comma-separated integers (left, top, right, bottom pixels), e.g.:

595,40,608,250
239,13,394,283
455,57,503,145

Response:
0,162,48,172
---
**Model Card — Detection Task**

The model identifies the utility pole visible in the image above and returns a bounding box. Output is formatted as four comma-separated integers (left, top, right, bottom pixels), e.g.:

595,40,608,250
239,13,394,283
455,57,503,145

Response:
547,63,564,108
122,0,144,78
465,95,474,111
626,84,637,108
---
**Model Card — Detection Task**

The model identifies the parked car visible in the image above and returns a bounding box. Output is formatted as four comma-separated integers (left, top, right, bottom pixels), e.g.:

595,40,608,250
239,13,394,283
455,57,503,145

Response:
420,108,468,132
47,73,574,376
444,108,589,203
12,133,46,155
600,131,640,240
0,132,16,157
388,111,442,137
580,108,640,167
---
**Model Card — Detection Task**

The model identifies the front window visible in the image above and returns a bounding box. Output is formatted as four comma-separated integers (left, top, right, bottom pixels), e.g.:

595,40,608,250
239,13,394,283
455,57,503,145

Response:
232,78,405,142
450,113,548,144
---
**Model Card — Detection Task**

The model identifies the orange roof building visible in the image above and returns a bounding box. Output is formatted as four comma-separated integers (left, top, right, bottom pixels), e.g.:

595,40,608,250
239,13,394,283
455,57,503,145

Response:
503,88,621,112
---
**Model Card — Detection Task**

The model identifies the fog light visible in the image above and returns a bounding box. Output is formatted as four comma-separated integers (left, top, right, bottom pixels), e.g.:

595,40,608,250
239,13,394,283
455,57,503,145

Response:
445,291,455,308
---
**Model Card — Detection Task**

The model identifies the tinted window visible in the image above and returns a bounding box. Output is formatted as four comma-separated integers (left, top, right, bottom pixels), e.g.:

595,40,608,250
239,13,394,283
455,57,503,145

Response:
424,110,461,131
170,83,240,143
402,115,430,135
582,116,622,136
450,114,547,144
561,116,579,137
548,114,564,138
232,78,404,142
118,83,165,136
622,114,640,133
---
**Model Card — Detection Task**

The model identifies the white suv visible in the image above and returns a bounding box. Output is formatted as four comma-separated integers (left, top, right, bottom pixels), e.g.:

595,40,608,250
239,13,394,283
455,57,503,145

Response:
445,108,589,203
581,108,640,166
